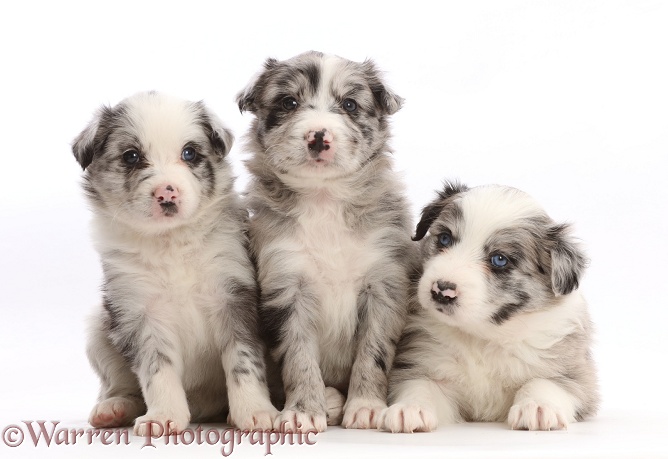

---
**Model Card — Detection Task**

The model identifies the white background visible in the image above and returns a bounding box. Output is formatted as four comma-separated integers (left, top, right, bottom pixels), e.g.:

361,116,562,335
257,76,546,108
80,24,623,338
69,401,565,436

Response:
0,1,666,458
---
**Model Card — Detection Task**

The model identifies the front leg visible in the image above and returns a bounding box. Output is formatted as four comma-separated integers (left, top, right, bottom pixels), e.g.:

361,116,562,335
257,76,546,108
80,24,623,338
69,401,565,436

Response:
127,328,190,436
508,378,578,431
217,278,278,431
343,268,409,429
260,277,327,433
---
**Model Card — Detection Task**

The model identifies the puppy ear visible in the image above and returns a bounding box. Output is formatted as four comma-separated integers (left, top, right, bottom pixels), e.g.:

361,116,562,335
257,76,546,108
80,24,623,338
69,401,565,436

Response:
236,58,278,113
195,102,234,157
72,106,116,170
548,223,589,295
413,181,468,241
362,59,404,115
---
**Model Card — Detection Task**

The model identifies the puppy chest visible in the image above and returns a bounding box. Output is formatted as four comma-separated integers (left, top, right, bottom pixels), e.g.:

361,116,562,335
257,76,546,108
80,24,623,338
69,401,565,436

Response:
292,201,384,348
444,341,543,418
108,248,225,348
295,210,379,319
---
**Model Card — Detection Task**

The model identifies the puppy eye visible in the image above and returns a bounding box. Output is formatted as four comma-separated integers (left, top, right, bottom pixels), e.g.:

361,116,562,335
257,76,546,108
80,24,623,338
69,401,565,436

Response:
342,98,357,112
122,149,140,165
491,254,509,268
437,231,453,248
181,147,197,162
282,97,298,111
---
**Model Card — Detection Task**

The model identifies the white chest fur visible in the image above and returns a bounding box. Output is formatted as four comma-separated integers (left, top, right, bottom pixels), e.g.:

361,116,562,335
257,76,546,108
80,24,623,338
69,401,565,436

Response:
93,217,227,354
292,193,383,364
426,295,586,421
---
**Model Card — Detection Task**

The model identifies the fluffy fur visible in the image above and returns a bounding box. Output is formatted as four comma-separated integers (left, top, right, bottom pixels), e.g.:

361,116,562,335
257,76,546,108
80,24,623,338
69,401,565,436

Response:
73,92,277,435
237,51,416,431
380,183,599,432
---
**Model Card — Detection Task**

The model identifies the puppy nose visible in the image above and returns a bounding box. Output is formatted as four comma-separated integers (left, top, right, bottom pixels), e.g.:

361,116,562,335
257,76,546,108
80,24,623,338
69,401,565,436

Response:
431,280,458,304
154,184,179,203
306,129,333,154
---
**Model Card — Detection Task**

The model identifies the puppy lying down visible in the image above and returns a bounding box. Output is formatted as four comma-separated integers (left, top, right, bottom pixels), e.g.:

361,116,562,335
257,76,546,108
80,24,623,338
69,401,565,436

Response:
381,182,599,432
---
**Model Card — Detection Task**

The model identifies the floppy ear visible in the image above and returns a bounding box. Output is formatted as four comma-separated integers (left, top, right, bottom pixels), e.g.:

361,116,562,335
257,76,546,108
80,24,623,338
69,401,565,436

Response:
71,106,116,170
236,58,278,113
413,181,468,241
195,102,234,157
548,223,589,295
362,59,404,115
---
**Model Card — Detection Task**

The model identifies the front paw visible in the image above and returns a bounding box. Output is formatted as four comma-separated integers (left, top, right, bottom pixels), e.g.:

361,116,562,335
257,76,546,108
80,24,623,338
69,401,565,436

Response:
508,399,568,431
342,397,387,429
133,411,190,436
89,396,143,428
274,409,327,433
378,403,438,433
229,402,279,431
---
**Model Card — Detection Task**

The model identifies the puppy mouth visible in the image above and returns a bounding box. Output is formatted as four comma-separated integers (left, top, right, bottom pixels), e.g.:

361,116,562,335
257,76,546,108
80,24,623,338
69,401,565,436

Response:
159,202,178,216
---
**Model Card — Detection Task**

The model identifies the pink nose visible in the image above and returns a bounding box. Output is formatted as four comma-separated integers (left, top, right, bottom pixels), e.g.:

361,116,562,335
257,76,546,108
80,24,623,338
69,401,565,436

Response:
154,184,179,203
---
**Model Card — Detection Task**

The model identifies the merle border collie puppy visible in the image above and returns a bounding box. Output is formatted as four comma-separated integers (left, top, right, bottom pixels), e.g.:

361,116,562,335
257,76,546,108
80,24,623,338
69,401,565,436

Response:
73,91,277,436
380,183,599,432
237,51,416,431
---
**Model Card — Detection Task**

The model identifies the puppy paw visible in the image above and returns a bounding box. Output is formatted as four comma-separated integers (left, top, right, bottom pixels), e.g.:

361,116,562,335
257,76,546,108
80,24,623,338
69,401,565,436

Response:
325,387,346,426
229,403,279,431
508,399,568,431
133,411,190,436
89,396,143,428
273,409,327,433
342,397,387,429
378,403,438,433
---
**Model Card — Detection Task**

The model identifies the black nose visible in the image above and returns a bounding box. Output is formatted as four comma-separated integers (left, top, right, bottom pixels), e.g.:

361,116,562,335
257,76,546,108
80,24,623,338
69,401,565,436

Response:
308,130,330,155
431,280,458,304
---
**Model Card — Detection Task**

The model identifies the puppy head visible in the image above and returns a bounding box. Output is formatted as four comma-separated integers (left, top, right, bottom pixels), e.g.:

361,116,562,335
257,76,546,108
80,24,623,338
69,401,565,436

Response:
237,51,403,183
413,183,588,334
72,91,234,232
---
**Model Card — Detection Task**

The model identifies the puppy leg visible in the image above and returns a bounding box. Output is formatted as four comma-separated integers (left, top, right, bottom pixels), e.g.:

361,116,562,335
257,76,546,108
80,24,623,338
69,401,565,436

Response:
342,268,407,429
87,316,145,428
508,378,578,431
118,318,190,437
379,379,457,433
261,279,328,433
218,280,278,431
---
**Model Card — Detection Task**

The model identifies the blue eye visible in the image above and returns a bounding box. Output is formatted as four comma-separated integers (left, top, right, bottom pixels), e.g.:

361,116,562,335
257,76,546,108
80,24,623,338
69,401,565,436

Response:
122,149,140,165
181,147,197,162
437,232,453,248
342,98,357,112
491,254,509,268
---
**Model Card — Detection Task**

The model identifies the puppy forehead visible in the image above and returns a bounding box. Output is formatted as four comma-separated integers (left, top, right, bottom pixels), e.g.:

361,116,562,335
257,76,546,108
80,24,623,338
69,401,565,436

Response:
119,93,206,149
265,53,367,98
435,186,547,241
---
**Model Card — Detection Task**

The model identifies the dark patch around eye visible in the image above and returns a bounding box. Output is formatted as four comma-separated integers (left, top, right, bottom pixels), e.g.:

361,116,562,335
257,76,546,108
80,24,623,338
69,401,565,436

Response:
264,111,280,132
201,157,216,197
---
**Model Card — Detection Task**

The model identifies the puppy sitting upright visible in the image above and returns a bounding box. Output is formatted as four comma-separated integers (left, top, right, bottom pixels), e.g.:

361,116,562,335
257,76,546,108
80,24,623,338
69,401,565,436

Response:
381,183,599,432
237,51,415,431
73,92,277,435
